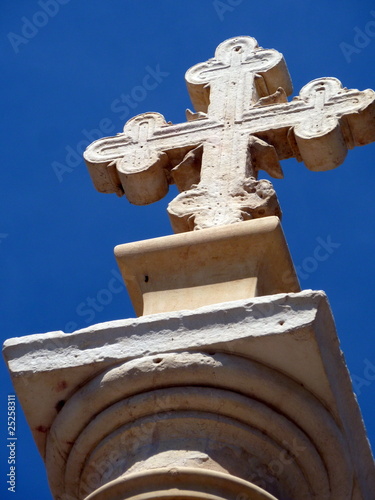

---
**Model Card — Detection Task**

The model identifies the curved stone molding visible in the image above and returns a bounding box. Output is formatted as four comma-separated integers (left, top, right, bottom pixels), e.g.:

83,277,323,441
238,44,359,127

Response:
45,352,353,500
66,389,328,499
84,468,278,500
78,412,319,500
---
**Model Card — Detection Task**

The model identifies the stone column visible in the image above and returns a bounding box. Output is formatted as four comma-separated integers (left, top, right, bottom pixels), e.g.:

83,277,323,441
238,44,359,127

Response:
3,218,374,500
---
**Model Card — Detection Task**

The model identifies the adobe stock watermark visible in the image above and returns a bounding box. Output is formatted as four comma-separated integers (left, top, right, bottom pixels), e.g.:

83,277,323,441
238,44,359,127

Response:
63,268,125,333
236,438,306,496
249,235,341,322
294,235,341,281
52,389,176,498
52,64,170,183
79,409,174,498
281,235,341,286
340,10,375,63
7,0,72,55
213,0,243,21
6,395,17,493
351,358,375,396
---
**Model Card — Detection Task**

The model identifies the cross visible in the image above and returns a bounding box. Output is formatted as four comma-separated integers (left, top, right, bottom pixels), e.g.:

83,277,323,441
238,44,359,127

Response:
84,36,375,232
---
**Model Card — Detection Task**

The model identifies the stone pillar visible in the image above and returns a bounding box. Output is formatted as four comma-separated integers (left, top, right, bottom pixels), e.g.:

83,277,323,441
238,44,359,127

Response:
3,218,374,500
3,34,375,499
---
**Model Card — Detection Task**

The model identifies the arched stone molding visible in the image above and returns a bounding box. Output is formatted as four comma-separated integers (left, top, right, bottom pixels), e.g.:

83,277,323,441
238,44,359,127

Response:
45,352,354,500
65,387,327,498
84,468,279,500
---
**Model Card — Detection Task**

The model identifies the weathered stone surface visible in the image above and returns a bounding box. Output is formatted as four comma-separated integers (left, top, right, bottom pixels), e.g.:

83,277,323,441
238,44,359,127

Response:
84,36,375,232
3,290,374,499
114,216,300,316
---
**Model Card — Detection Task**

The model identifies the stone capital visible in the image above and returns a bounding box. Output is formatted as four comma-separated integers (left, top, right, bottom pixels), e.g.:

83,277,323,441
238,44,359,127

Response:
3,290,374,499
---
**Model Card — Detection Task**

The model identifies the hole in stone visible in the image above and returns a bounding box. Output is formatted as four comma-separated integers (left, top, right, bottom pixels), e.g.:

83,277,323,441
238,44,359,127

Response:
144,275,149,283
55,400,65,413
153,357,163,364
234,45,242,52
279,320,285,326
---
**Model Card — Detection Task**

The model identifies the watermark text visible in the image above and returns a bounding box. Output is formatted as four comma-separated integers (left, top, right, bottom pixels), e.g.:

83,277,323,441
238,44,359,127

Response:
7,0,72,54
340,10,375,63
6,395,17,493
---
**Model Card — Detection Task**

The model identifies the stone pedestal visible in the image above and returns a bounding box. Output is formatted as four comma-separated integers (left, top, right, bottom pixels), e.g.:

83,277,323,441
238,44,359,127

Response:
3,290,374,499
114,216,300,315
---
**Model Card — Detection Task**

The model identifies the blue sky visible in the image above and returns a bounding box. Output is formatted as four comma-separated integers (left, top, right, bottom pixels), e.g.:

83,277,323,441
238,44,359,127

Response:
1,1,375,498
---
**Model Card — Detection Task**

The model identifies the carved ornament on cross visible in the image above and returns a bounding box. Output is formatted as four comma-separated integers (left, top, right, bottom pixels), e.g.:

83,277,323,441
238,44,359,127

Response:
84,36,375,232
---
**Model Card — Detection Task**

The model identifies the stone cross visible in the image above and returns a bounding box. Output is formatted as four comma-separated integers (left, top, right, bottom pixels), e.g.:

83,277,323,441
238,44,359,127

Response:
84,36,375,232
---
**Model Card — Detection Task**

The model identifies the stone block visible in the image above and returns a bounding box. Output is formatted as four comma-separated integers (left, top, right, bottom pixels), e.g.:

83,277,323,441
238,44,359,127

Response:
115,216,300,316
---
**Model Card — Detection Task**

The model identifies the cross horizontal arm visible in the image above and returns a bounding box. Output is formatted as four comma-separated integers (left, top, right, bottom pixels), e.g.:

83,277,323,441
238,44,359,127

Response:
240,78,375,170
84,113,222,204
84,77,375,205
